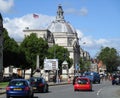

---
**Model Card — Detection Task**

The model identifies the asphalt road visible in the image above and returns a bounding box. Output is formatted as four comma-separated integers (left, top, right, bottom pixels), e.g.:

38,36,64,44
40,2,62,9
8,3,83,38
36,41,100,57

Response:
0,80,120,98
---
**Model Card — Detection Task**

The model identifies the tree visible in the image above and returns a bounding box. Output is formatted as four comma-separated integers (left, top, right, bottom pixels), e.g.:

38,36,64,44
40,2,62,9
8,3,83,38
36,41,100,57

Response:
20,33,48,76
79,57,91,73
47,44,72,74
97,47,119,73
3,28,19,67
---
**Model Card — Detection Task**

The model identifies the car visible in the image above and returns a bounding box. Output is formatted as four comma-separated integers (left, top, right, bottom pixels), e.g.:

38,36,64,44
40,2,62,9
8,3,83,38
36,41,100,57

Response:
6,79,34,98
83,71,101,84
112,74,120,85
74,77,92,91
29,77,49,93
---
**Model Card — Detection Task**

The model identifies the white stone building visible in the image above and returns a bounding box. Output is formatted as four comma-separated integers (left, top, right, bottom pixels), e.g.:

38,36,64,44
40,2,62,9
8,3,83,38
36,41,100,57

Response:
23,5,80,74
3,5,91,79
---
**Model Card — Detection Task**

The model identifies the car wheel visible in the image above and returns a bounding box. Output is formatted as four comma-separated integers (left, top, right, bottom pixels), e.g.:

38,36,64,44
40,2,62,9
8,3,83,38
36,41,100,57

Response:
27,95,31,98
46,85,49,92
31,93,34,98
112,82,114,85
74,89,77,91
98,80,100,84
43,85,47,93
6,95,10,98
90,87,92,91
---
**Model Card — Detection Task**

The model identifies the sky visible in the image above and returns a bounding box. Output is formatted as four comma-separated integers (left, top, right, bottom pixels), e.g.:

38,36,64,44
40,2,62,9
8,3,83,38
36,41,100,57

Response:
0,0,120,58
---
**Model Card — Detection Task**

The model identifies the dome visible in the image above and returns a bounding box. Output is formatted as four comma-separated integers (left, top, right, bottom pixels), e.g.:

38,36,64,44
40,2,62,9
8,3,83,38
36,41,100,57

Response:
47,4,76,34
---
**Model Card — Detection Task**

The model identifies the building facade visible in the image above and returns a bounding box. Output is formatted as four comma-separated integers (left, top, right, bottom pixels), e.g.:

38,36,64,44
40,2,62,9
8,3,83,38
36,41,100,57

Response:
23,5,80,73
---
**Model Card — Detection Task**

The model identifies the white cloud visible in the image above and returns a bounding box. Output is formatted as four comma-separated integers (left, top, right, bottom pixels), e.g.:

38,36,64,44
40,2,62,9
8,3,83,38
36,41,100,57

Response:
65,7,88,16
77,30,120,57
3,14,120,57
0,0,14,13
79,7,88,16
76,29,83,38
3,14,55,41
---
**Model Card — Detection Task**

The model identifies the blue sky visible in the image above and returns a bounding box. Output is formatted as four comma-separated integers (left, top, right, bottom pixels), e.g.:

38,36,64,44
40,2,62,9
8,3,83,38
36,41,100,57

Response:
0,0,120,58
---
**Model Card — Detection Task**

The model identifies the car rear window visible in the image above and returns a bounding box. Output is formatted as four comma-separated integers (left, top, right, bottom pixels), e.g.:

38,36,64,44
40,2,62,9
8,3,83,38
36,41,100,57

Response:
9,81,27,86
77,79,88,84
30,78,43,83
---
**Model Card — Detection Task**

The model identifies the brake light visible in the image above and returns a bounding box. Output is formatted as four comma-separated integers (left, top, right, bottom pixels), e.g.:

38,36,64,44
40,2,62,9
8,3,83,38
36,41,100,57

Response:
86,82,89,84
112,77,115,80
75,81,78,84
6,86,10,91
39,83,44,87
24,87,30,91
31,82,35,84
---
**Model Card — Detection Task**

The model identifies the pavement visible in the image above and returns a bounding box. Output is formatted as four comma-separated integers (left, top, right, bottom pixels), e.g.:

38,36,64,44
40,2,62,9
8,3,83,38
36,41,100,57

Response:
0,88,5,94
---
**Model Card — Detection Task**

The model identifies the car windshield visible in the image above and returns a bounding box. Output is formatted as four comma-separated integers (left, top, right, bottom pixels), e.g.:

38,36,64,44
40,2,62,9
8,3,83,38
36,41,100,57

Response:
9,81,27,86
77,79,88,84
84,72,93,76
30,78,43,83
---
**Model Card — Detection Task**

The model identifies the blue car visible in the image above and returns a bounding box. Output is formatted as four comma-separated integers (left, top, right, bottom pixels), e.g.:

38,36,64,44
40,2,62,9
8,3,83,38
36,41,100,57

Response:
28,77,49,93
83,72,101,84
6,79,34,98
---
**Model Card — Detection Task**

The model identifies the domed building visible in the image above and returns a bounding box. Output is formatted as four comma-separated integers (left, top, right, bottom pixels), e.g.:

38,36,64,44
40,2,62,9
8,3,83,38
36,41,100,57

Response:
47,4,80,74
23,4,80,76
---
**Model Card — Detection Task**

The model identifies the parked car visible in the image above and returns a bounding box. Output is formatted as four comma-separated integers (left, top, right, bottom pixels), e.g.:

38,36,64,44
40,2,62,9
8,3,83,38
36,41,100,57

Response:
83,71,101,83
112,74,120,85
6,79,34,98
74,77,92,91
29,77,49,93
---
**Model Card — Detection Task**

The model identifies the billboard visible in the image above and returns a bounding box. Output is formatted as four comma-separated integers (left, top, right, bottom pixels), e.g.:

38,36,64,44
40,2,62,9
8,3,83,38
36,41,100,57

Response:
44,59,58,70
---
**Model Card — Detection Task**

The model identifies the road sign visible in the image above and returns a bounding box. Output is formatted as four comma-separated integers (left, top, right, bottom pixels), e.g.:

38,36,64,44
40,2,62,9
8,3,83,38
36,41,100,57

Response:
44,59,58,70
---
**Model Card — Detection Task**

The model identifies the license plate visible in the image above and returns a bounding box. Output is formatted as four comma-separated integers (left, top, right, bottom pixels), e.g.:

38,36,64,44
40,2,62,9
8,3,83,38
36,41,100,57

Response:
14,88,22,91
33,87,36,90
79,84,84,86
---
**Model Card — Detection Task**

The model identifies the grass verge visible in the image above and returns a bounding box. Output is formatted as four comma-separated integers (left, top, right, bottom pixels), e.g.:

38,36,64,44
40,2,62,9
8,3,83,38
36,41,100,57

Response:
0,82,9,88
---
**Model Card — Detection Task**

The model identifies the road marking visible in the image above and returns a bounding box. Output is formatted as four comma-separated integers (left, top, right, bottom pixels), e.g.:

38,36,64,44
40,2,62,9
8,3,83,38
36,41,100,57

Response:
97,88,103,96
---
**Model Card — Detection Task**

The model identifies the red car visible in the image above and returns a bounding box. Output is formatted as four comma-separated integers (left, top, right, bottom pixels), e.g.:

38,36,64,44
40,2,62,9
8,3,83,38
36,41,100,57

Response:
74,77,92,91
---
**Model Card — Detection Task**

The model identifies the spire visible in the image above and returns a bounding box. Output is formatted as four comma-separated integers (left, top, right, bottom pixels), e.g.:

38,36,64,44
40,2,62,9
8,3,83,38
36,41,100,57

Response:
56,4,65,22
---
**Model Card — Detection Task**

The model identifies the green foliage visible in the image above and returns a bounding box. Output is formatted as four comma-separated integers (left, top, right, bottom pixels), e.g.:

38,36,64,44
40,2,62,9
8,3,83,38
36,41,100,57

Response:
97,47,119,73
3,28,19,67
47,45,72,74
0,82,9,88
20,33,48,74
79,57,91,72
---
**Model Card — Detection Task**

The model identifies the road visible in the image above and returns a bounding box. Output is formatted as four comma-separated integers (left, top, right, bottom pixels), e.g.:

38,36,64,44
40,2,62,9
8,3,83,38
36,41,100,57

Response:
0,80,120,98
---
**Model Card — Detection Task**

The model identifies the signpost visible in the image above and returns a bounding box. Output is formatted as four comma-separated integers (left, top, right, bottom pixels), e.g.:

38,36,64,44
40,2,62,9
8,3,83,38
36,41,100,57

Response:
44,59,58,70
44,59,59,83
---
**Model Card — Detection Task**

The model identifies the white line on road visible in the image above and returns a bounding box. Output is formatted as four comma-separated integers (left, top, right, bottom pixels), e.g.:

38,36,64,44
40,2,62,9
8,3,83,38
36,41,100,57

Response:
97,88,103,96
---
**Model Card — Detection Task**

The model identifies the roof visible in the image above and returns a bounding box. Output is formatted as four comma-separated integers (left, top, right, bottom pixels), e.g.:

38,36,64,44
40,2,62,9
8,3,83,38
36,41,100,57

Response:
48,4,76,34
